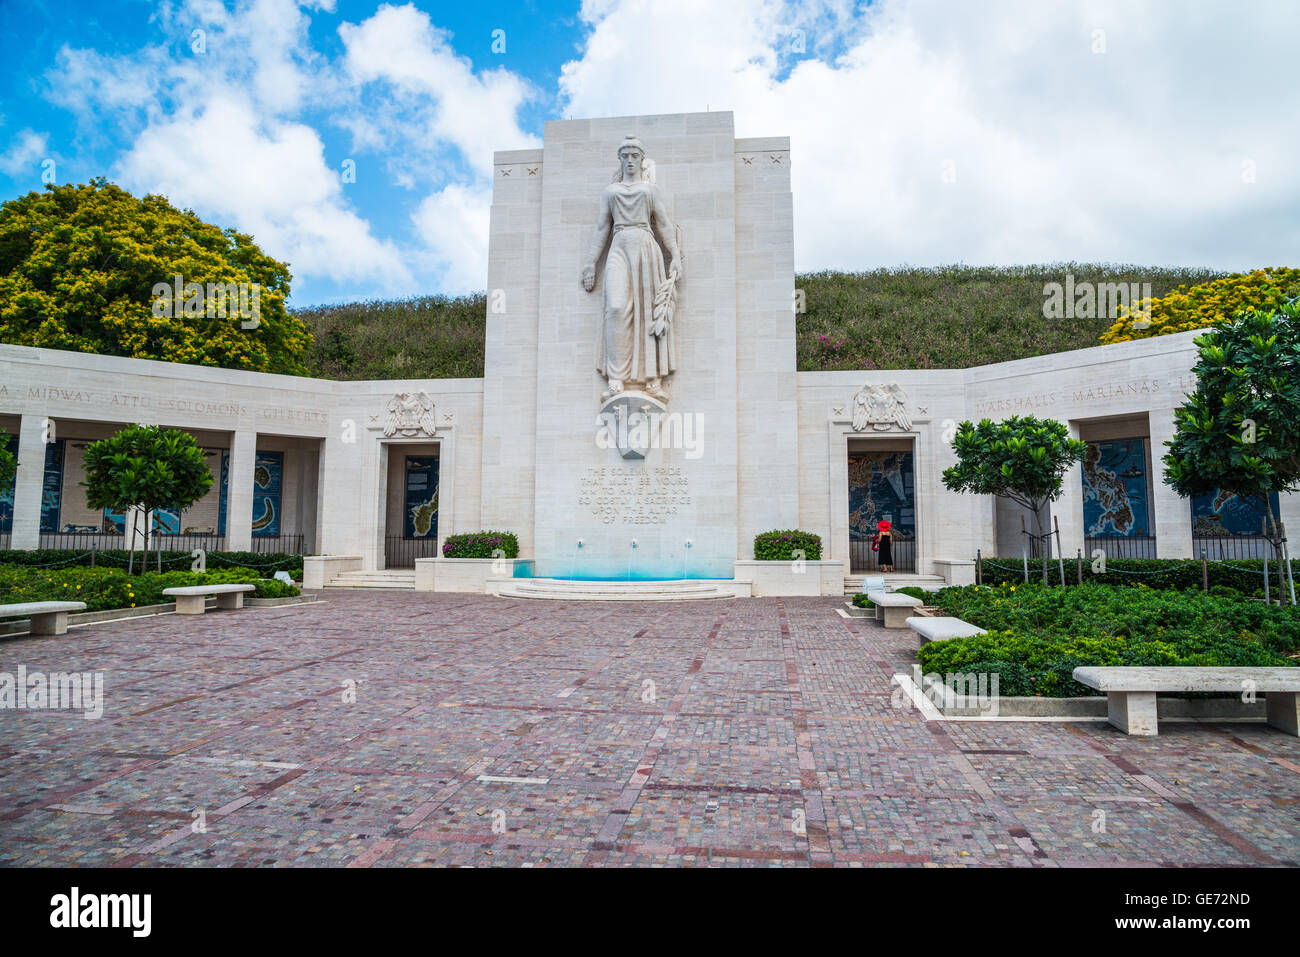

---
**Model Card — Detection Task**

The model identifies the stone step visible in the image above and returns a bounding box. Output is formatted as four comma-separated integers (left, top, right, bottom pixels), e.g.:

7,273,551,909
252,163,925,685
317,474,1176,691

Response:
326,571,417,590
842,574,947,596
494,578,735,601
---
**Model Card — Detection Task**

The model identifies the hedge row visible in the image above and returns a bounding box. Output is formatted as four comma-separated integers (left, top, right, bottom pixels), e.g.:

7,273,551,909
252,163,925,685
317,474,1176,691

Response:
917,582,1299,697
0,549,303,576
978,557,1290,597
442,532,519,559
0,564,299,617
754,530,823,562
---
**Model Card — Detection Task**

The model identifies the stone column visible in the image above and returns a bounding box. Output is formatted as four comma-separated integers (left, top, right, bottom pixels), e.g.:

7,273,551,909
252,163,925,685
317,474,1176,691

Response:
11,414,49,549
1051,420,1085,563
1148,410,1192,557
225,430,257,551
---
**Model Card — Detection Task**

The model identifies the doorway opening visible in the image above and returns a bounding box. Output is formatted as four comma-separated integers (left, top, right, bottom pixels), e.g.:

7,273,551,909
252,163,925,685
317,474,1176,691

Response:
384,448,440,567
848,438,916,573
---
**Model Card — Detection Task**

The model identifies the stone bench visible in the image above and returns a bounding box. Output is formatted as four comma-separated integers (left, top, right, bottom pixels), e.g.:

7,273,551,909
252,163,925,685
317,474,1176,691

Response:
162,584,256,615
864,590,923,629
1073,666,1300,737
0,601,87,636
906,616,987,646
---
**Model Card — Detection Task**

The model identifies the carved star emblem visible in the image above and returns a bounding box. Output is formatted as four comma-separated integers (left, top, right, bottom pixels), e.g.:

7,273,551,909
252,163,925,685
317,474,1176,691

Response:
742,156,753,165
832,405,845,416
918,407,929,415
770,153,783,164
499,167,511,176
527,167,538,175
442,412,454,422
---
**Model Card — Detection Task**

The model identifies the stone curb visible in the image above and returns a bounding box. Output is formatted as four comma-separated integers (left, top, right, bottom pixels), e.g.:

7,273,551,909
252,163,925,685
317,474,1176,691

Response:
0,595,318,637
915,671,1269,719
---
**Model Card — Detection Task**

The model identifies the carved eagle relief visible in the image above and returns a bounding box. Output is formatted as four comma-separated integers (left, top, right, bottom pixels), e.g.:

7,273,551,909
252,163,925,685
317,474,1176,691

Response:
383,391,437,437
851,383,912,432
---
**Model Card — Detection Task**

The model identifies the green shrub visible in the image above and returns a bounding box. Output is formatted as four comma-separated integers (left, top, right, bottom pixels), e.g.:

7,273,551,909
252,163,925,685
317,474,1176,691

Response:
977,557,1279,596
895,586,930,601
1042,655,1097,698
252,578,301,599
754,530,823,561
441,532,519,559
0,563,297,617
851,593,875,608
916,581,1298,697
0,549,302,575
958,659,1033,697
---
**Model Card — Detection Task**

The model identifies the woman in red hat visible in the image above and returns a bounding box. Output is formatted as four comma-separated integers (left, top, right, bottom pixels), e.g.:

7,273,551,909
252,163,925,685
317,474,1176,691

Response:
875,519,894,573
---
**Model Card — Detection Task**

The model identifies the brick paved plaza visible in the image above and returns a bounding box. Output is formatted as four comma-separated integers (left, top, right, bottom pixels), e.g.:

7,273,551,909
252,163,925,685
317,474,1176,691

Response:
2,592,1297,868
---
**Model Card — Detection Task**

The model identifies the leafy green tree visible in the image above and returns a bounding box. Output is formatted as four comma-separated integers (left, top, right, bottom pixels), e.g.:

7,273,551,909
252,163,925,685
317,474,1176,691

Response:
81,425,214,573
1164,301,1300,602
0,429,15,498
942,415,1088,579
0,178,309,374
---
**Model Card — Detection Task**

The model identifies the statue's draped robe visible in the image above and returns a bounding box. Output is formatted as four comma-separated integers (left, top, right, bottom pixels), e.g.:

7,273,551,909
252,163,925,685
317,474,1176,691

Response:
595,182,677,384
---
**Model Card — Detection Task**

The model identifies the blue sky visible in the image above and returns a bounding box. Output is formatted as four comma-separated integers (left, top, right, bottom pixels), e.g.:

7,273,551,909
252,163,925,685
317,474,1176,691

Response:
1,0,1297,307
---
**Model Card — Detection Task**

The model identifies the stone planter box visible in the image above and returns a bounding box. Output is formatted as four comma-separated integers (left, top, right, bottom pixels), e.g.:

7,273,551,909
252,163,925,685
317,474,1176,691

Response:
415,557,534,592
933,559,975,586
914,670,1270,720
245,595,312,607
733,559,844,596
303,555,362,589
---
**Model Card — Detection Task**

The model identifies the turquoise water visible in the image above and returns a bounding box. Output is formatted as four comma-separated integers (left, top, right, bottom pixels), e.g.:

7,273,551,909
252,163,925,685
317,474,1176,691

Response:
529,548,728,581
535,574,719,582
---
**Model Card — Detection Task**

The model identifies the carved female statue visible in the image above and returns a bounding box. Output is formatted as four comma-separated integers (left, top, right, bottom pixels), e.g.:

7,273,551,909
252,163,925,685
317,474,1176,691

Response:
581,135,683,402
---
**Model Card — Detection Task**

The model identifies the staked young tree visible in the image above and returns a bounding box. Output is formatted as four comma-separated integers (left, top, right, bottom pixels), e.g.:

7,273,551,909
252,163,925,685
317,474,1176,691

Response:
81,425,214,573
942,414,1088,582
1163,300,1300,603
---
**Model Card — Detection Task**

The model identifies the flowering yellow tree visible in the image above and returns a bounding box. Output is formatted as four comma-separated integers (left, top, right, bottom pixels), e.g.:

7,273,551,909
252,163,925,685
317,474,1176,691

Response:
0,179,310,374
1100,267,1300,344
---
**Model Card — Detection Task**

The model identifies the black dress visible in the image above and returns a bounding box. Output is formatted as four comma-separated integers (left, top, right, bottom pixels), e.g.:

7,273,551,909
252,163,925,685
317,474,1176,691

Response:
877,533,893,567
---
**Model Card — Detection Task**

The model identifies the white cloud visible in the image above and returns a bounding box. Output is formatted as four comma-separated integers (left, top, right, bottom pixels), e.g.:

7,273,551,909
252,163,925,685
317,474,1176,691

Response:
410,183,491,294
339,2,540,174
119,94,412,286
39,0,541,299
559,0,1300,272
35,0,1296,304
0,130,49,177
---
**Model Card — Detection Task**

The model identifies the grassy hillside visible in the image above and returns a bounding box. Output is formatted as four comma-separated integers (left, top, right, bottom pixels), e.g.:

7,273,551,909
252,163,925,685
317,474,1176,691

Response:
295,264,1229,380
297,294,486,381
794,264,1227,371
